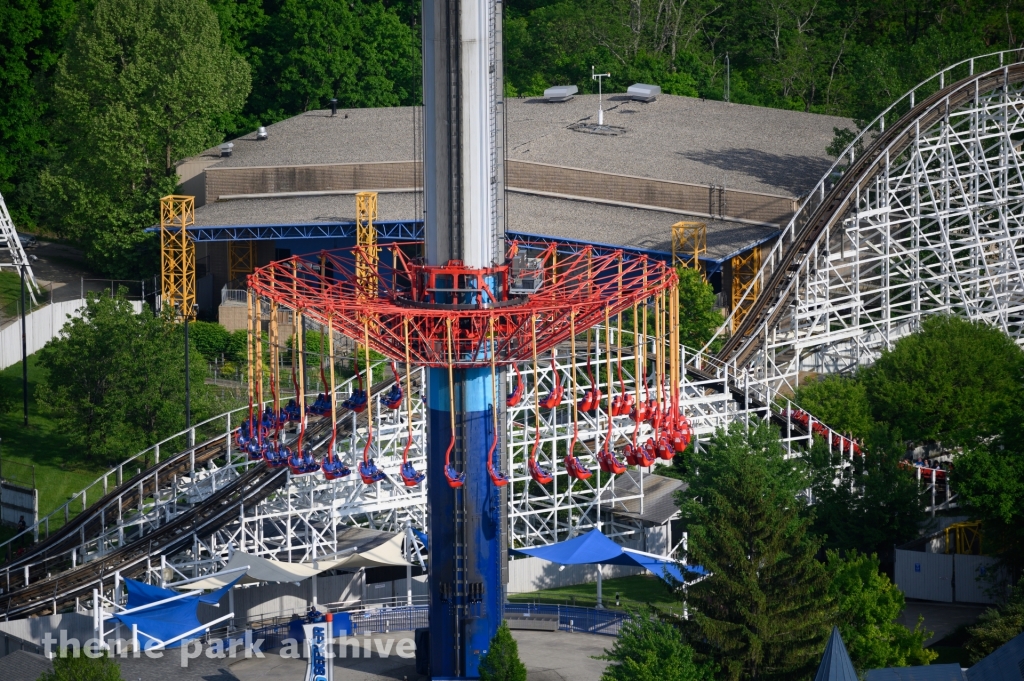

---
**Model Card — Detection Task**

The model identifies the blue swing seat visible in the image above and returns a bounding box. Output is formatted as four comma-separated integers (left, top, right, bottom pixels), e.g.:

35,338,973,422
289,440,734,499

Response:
358,459,387,484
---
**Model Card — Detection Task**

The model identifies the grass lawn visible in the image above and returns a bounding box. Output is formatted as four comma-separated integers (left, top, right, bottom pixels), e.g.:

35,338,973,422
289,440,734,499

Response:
507,574,682,615
0,271,43,318
0,354,106,535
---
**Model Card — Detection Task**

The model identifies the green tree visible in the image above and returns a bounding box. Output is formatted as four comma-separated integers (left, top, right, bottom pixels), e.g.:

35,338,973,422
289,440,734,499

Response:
36,290,217,463
860,315,1024,447
678,420,835,681
952,444,1024,571
39,652,122,681
675,266,722,353
805,426,925,558
965,576,1024,663
826,551,936,669
793,373,874,439
478,621,527,681
599,607,714,681
41,0,250,276
189,321,231,362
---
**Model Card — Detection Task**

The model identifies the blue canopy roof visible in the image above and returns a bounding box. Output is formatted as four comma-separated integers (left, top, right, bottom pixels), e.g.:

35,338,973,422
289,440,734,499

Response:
511,529,702,584
110,577,240,649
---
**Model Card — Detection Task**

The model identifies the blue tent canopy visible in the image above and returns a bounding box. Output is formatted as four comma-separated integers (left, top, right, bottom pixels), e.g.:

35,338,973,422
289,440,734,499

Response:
110,577,241,649
511,529,703,584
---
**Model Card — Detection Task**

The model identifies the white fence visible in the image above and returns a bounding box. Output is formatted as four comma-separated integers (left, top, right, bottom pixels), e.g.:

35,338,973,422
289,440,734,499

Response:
895,549,1004,604
0,298,144,370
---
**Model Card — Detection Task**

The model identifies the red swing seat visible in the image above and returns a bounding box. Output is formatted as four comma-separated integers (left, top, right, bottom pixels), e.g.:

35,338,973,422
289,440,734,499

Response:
528,458,553,484
597,447,628,474
564,455,593,481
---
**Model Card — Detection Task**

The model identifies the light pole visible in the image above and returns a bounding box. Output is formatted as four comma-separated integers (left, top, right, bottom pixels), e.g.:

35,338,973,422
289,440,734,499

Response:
20,264,28,426
725,53,731,103
183,304,196,437
592,66,611,126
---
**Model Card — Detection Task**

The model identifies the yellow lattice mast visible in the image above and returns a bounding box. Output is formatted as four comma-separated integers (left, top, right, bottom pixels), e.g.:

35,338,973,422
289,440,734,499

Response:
671,221,706,272
160,196,196,319
355,191,379,296
731,247,762,332
229,241,256,283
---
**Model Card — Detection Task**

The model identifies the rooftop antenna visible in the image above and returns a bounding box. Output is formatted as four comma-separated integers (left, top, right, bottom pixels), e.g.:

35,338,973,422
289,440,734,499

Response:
591,66,611,126
724,54,731,103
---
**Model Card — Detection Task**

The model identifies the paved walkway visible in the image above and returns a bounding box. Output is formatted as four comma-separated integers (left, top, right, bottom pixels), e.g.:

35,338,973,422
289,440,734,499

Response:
228,630,612,681
898,601,989,645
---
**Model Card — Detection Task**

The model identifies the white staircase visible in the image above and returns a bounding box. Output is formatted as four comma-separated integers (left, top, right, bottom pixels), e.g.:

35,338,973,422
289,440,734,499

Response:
0,190,38,304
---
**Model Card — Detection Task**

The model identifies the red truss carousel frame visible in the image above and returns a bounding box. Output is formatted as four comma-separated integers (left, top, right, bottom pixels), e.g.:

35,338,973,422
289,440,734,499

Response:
247,239,677,368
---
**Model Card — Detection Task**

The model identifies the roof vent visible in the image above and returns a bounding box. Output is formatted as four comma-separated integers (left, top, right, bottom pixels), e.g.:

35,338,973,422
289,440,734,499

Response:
627,83,661,102
256,126,268,141
544,85,578,102
220,142,234,157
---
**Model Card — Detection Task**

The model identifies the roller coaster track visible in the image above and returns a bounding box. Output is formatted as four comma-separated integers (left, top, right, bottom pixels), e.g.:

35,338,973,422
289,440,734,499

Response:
0,373,399,602
1,465,287,620
713,52,1024,389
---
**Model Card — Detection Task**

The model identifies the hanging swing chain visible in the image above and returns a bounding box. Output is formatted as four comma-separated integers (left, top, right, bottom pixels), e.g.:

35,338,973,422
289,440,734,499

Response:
404,317,414,463
270,298,280,441
297,305,307,453
446,317,457,468
530,314,541,464
254,297,264,426
633,298,644,447
489,316,501,472
328,315,337,461
604,306,614,446
569,311,578,448
363,320,373,464
246,289,254,430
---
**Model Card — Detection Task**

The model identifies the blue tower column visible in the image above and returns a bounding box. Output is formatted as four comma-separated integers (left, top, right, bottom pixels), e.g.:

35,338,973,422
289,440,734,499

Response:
427,367,506,678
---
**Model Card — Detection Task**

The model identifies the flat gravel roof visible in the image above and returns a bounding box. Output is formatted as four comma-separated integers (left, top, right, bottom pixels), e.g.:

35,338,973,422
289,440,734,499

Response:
197,95,852,198
194,191,775,261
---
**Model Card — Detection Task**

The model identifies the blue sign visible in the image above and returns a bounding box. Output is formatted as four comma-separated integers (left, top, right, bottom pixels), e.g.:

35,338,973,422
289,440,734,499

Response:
914,563,921,573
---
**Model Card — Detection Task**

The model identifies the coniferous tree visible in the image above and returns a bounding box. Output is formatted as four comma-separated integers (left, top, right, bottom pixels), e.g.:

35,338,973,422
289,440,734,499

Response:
478,621,527,681
678,420,835,681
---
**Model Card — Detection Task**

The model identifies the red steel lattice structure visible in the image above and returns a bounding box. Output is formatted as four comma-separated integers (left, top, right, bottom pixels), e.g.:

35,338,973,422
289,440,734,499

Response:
247,239,677,368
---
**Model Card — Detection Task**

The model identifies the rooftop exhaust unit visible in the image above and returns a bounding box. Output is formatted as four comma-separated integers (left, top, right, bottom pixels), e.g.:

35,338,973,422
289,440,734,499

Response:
329,98,338,116
219,142,234,157
256,126,268,141
543,85,577,102
627,83,661,102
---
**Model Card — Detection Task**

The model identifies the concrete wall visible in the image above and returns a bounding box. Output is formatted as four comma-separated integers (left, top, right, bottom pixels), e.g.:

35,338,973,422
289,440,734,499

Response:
507,556,644,594
200,159,795,228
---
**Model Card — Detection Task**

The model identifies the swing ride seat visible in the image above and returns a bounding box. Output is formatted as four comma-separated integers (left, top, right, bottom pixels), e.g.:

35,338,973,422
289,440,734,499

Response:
246,440,264,461
342,390,368,413
672,417,693,453
656,435,674,461
383,384,403,410
578,389,600,413
540,385,564,410
564,455,593,481
444,464,466,488
610,394,624,416
638,439,658,467
282,400,302,422
528,459,553,485
618,393,635,417
598,447,628,475
306,394,331,416
288,449,321,475
630,401,649,423
507,366,525,408
488,466,509,487
400,461,425,486
358,459,387,484
266,445,291,468
322,458,351,480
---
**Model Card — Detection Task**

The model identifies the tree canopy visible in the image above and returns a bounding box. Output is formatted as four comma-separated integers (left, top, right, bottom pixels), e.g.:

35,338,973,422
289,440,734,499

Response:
39,0,250,276
826,551,936,669
37,290,216,464
675,266,723,354
678,420,834,681
599,607,715,681
793,373,874,439
860,315,1024,447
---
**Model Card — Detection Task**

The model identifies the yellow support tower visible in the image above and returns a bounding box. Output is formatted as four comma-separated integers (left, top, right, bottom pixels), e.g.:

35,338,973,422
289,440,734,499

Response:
355,191,379,296
731,247,761,332
671,221,707,270
160,195,196,320
229,241,256,284
944,521,982,555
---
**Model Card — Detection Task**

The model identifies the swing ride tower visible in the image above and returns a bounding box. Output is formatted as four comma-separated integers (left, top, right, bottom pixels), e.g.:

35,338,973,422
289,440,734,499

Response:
246,0,677,675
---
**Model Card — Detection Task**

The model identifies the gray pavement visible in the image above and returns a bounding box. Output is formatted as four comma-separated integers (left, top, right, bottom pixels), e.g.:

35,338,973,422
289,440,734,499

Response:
228,630,611,681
